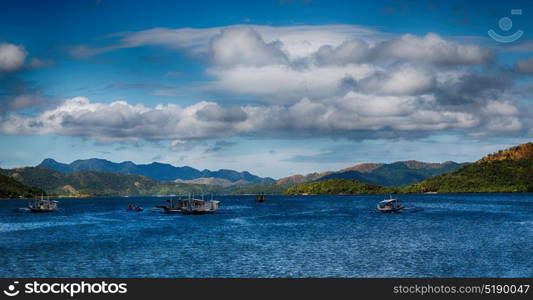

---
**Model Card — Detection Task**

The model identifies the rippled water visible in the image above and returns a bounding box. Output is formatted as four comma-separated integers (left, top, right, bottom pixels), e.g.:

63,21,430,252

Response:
1,194,532,277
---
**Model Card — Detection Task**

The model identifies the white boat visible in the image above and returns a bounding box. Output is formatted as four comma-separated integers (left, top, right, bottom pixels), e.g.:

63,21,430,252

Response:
376,195,404,213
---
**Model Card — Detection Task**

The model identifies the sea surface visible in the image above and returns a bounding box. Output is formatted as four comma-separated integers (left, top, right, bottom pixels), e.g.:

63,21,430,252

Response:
1,194,532,278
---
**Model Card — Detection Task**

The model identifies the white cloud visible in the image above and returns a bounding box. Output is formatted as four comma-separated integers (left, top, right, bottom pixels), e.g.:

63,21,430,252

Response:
358,63,435,95
0,95,522,142
0,97,251,143
209,27,287,66
208,63,377,103
378,33,494,65
313,39,370,65
482,100,522,132
9,26,518,144
69,24,389,60
0,43,27,71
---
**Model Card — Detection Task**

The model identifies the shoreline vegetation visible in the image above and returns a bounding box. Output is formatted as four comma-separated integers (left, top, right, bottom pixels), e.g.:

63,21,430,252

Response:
1,142,532,199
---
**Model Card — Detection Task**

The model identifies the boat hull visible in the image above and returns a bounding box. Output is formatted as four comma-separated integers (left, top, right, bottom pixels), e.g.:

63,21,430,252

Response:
29,208,56,213
180,210,216,215
376,206,404,213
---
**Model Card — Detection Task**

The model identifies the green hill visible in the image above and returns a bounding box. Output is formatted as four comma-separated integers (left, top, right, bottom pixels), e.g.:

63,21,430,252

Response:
398,143,533,193
0,173,44,198
284,179,383,195
0,167,223,197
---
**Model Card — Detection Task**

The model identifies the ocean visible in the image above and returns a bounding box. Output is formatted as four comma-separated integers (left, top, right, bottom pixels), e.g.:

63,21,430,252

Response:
1,193,532,277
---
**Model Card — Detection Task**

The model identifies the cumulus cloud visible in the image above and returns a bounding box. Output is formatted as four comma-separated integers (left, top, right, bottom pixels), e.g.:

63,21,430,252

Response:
209,27,287,66
0,94,523,143
68,24,388,60
207,63,377,103
196,103,248,122
0,43,27,72
313,39,370,65
198,29,495,104
68,26,493,68
0,97,252,143
66,25,499,111
357,63,436,95
377,33,494,65
6,25,521,145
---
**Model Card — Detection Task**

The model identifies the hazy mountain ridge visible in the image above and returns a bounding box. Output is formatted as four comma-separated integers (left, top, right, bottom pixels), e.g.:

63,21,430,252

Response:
39,158,275,184
276,172,333,185
277,160,468,187
175,177,249,187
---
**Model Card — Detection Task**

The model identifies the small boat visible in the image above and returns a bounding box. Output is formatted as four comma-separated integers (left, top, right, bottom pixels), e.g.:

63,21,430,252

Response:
127,203,143,212
28,195,58,213
256,192,266,202
376,195,404,213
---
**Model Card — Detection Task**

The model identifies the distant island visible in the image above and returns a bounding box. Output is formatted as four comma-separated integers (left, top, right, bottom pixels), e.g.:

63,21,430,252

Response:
0,142,531,198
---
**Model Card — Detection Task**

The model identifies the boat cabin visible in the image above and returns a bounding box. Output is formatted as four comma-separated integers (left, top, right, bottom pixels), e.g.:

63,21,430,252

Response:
376,196,404,213
178,198,220,214
158,196,220,214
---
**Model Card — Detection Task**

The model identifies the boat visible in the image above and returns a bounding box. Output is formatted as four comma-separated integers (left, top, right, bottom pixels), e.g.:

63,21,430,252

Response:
255,192,266,202
376,195,404,213
127,202,143,212
157,195,220,215
28,195,58,213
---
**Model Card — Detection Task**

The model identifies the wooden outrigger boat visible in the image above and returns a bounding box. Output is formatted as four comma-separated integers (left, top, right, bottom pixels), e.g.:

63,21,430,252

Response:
376,195,404,213
157,195,219,215
28,195,58,213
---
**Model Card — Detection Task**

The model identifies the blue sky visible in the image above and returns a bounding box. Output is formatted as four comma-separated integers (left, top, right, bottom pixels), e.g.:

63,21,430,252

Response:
1,0,532,178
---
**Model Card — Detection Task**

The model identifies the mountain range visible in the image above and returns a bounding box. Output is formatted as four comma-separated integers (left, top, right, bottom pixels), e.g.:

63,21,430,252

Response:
2,143,531,198
286,142,533,194
39,158,275,184
277,160,468,187
0,167,223,197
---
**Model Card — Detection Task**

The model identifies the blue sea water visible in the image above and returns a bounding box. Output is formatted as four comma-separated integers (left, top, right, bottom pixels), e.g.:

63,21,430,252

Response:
0,194,532,278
